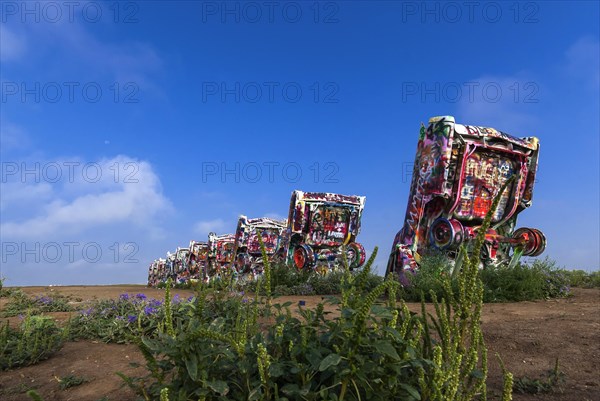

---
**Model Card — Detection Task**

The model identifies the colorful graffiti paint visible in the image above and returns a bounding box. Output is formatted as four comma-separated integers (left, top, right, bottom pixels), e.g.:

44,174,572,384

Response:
147,259,165,287
232,216,288,279
145,125,545,289
209,232,236,273
287,190,366,272
173,247,190,284
186,240,211,282
387,115,545,277
147,234,235,287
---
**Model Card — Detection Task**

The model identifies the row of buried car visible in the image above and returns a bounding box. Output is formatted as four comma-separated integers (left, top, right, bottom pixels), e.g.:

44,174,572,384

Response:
148,115,547,287
147,190,368,286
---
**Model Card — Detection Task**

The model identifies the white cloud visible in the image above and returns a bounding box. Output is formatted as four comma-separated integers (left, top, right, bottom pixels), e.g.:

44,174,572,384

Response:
193,219,228,236
0,121,31,152
456,74,540,133
0,25,27,62
1,155,173,285
61,27,163,86
565,36,600,89
0,182,54,212
264,212,287,221
2,13,163,93
0,156,173,239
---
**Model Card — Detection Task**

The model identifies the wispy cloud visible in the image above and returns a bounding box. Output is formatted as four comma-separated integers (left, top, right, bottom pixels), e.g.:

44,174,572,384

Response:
3,13,164,91
0,25,27,62
564,36,600,90
264,212,286,221
456,74,541,133
193,219,228,236
1,156,173,239
0,121,31,152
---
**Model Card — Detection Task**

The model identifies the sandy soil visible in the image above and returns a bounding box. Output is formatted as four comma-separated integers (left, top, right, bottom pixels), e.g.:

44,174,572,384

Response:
0,285,598,401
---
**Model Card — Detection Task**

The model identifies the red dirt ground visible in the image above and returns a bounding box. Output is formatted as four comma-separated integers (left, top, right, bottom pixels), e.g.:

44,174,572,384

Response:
0,285,598,401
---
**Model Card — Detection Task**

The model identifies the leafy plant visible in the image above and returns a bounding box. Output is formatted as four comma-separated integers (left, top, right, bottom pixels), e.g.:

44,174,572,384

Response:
513,358,565,394
57,374,89,390
481,258,571,302
27,390,44,401
410,176,519,401
119,247,429,401
67,292,194,343
1,315,65,370
236,261,384,296
399,250,454,302
399,253,572,303
118,180,516,401
562,269,600,288
0,291,75,317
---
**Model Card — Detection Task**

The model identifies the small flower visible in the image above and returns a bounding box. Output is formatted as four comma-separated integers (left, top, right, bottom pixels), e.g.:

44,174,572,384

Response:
144,306,157,316
35,296,53,305
135,293,147,300
80,308,94,317
127,314,137,323
149,299,163,308
119,293,130,301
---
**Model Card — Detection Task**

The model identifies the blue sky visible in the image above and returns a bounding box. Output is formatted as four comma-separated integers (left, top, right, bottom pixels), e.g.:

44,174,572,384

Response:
1,1,598,285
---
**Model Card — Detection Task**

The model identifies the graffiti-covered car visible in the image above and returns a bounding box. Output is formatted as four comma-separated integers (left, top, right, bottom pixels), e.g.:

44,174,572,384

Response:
173,247,190,284
232,215,288,277
208,233,236,275
147,259,159,287
387,115,546,276
287,190,367,272
148,258,167,286
187,240,211,281
165,251,177,281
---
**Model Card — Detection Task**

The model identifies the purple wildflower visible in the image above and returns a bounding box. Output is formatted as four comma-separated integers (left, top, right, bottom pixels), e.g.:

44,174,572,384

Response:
127,314,137,323
136,293,147,300
35,296,53,305
144,306,157,315
81,308,94,316
119,293,130,301
149,299,163,308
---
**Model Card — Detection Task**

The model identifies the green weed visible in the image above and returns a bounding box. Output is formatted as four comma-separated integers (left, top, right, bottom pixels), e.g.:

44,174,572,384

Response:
57,374,89,390
0,315,65,370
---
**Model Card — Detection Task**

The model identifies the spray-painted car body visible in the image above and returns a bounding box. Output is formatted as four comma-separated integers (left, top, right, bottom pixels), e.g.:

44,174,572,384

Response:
187,240,211,281
173,247,190,284
208,233,236,274
165,251,177,281
287,190,367,271
232,216,288,276
387,115,545,275
147,259,160,287
147,258,167,286
157,259,167,283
